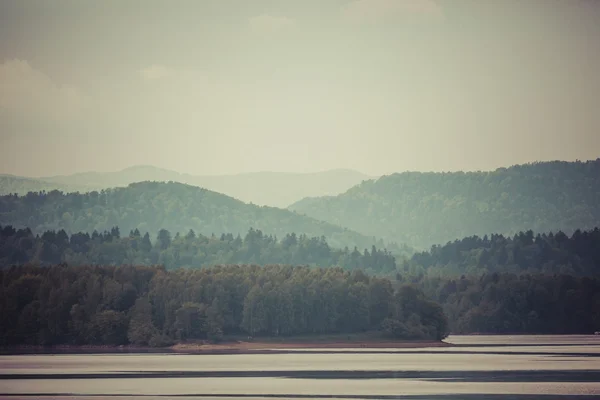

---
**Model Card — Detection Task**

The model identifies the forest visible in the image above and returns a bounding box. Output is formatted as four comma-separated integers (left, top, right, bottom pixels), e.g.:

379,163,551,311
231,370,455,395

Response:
290,159,600,249
2,224,600,342
0,225,397,273
420,273,600,334
0,264,448,346
0,181,411,256
3,223,599,278
408,228,600,277
2,263,598,346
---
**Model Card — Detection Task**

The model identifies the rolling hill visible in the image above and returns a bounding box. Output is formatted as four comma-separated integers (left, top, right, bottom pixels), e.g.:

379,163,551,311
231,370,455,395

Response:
0,181,409,254
289,159,600,249
0,166,373,208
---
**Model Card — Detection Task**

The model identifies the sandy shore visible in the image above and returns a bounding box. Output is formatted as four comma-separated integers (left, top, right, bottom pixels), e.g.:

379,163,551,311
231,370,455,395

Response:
170,339,451,353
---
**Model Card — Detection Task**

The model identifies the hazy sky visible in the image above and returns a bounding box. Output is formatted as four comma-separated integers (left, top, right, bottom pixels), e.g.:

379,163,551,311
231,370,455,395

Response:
1,0,599,177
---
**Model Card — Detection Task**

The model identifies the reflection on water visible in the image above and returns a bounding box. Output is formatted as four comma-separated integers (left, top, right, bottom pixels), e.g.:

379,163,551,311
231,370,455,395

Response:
1,335,599,399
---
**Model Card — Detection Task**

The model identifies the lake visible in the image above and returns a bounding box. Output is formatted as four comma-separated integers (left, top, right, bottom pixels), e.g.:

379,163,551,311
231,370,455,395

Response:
1,335,600,399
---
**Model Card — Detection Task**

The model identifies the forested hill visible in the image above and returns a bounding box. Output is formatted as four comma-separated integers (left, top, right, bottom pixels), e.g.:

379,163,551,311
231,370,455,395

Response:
0,181,408,254
289,159,600,249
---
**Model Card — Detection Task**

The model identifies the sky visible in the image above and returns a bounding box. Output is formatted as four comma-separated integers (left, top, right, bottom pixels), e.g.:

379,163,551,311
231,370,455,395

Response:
0,0,599,177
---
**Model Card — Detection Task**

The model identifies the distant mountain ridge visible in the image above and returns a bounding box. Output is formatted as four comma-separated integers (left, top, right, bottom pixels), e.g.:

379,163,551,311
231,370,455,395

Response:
0,181,411,255
289,159,600,249
0,166,373,208
0,175,85,197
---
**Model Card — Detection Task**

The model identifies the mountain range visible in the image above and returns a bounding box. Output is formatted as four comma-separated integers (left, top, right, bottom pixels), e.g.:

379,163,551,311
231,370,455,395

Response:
2,159,599,252
0,180,410,255
0,166,373,208
289,159,600,249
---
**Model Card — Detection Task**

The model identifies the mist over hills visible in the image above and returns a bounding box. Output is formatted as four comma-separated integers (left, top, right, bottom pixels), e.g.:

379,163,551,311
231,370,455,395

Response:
4,159,600,253
0,181,409,255
0,166,373,208
289,159,600,249
0,174,85,196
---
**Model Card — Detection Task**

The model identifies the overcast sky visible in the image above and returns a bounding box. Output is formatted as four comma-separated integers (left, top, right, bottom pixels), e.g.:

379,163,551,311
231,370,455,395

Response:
1,0,599,177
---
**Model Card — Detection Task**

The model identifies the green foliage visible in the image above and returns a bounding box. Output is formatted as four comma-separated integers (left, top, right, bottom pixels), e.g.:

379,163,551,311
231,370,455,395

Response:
127,297,157,346
0,181,411,255
289,159,600,249
0,225,398,274
398,227,600,334
0,264,448,346
381,285,449,340
420,273,600,334
409,228,600,277
87,310,128,345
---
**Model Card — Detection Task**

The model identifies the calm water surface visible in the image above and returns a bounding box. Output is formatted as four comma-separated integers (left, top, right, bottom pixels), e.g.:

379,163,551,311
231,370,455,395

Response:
1,335,599,399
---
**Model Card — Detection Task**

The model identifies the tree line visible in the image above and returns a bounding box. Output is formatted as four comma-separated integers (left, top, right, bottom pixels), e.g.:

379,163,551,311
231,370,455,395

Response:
420,273,600,334
408,228,600,277
0,225,396,273
0,264,448,346
3,263,598,346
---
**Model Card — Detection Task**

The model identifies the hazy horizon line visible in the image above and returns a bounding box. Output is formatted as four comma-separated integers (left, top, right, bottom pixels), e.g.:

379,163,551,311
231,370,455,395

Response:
2,156,599,181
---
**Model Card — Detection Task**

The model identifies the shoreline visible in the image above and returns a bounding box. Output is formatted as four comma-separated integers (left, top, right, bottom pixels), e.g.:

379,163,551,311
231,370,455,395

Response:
171,339,452,353
0,339,452,355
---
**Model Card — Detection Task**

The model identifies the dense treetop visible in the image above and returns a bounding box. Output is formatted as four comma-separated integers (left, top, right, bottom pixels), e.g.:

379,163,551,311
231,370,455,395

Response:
2,263,598,345
0,181,409,254
0,225,397,274
3,223,599,279
0,264,448,346
407,228,600,277
289,159,600,249
420,273,600,335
